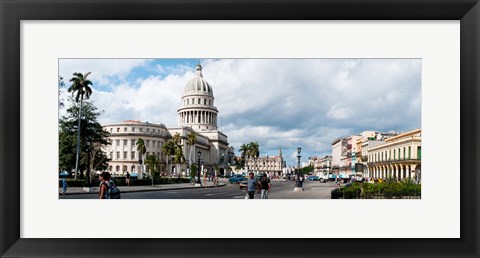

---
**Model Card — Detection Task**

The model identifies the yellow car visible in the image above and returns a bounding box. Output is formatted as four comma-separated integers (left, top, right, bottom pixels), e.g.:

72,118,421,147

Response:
239,180,248,190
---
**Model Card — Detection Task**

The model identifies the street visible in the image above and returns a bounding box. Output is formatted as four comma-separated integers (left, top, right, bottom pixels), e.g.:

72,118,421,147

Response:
61,180,338,199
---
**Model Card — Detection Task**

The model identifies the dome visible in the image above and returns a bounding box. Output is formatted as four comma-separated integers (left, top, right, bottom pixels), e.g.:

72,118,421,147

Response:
183,64,213,96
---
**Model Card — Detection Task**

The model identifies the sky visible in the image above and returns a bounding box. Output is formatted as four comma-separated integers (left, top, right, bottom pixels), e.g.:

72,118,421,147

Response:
59,59,421,167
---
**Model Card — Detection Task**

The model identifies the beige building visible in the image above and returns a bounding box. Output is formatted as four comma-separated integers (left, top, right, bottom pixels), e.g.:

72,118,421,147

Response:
367,129,422,181
103,64,231,177
309,155,332,176
103,120,170,174
244,148,284,177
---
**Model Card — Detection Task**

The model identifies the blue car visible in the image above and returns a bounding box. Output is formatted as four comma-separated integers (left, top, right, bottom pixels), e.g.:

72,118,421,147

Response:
307,176,319,181
229,175,246,183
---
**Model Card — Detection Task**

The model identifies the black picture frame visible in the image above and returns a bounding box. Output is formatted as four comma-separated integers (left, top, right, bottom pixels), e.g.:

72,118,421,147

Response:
1,0,479,257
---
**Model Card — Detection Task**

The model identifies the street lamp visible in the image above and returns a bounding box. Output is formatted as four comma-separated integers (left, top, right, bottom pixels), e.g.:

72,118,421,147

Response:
195,151,202,186
295,147,303,191
83,140,93,192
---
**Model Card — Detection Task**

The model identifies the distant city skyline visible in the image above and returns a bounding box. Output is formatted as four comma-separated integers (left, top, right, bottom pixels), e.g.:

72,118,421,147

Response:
59,59,421,166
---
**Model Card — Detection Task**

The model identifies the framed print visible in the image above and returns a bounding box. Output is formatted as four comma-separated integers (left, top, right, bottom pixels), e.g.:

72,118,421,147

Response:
1,0,479,257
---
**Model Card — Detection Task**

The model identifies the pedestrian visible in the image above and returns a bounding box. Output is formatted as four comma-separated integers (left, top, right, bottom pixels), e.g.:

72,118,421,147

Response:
260,174,271,199
300,175,305,191
61,177,68,196
246,172,258,199
99,171,111,199
126,171,131,186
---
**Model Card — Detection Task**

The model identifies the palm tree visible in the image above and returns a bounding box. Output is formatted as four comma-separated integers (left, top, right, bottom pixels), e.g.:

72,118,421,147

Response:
239,143,250,173
136,138,146,179
67,72,92,180
186,131,197,177
172,132,182,146
145,154,158,186
162,140,176,176
248,142,260,173
173,146,186,177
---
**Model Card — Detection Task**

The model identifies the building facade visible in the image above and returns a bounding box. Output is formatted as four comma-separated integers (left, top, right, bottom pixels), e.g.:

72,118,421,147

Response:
309,155,332,176
331,138,347,175
245,147,284,177
103,64,231,177
367,129,422,181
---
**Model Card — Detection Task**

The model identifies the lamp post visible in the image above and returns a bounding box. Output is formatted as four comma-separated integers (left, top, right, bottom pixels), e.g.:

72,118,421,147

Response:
294,147,303,191
82,140,93,192
195,151,202,187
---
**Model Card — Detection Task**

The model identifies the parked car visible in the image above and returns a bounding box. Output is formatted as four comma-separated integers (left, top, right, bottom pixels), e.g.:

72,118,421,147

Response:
307,176,320,181
229,174,246,183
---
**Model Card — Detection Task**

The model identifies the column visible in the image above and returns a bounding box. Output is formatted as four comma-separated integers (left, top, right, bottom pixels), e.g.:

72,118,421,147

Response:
400,165,404,180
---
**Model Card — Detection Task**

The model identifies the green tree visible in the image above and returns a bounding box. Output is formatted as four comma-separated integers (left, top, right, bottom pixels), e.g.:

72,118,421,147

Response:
58,76,65,109
59,97,110,176
173,145,186,176
186,131,197,176
299,165,314,175
239,143,250,172
145,154,158,186
136,138,146,179
248,142,260,173
67,72,93,179
162,140,176,176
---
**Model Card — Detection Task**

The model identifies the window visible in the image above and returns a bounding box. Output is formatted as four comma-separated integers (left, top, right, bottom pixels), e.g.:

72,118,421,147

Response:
131,151,135,159
204,99,207,105
132,127,136,132
116,151,120,159
124,140,128,145
116,140,120,145
124,151,127,159
139,128,143,132
408,146,411,159
187,99,189,105
403,147,406,159
192,98,195,104
146,140,150,147
110,152,113,159
131,139,135,146
109,128,112,133
124,127,127,132
117,128,120,132
147,128,150,132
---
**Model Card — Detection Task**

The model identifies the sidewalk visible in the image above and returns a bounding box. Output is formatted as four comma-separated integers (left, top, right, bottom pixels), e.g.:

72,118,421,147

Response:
60,181,226,196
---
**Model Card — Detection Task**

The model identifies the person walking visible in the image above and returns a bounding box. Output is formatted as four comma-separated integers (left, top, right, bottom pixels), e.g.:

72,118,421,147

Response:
246,172,258,199
125,171,131,186
260,174,271,199
61,177,68,196
99,171,111,199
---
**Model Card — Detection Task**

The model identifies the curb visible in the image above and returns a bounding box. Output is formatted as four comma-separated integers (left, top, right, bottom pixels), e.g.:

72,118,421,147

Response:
61,183,227,196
